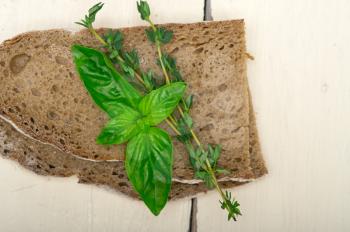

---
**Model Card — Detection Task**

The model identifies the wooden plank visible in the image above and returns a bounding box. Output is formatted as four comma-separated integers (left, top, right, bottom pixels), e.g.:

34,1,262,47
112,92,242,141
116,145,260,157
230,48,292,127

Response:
0,0,203,39
0,160,192,232
197,0,350,231
0,0,204,231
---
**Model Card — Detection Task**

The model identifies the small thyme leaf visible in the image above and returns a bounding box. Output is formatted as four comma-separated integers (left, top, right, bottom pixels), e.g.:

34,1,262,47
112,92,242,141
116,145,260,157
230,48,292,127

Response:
137,0,151,20
215,167,230,175
123,49,140,70
182,112,193,128
145,28,157,43
157,27,173,44
75,2,104,28
185,94,194,110
103,30,123,51
142,70,156,91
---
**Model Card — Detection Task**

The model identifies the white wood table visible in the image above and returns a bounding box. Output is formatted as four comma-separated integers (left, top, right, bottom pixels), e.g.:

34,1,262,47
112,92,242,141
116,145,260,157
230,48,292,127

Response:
0,0,349,231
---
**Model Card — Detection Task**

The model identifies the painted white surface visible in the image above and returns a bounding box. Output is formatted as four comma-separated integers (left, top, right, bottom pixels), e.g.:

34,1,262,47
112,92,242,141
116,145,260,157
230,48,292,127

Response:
2,0,350,231
0,160,191,232
0,0,203,231
197,0,350,232
0,0,203,40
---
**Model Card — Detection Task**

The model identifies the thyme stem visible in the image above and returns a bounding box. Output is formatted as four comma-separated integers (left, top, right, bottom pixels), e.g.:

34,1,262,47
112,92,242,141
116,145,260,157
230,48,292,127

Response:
147,19,171,84
168,115,178,127
89,27,107,46
89,27,145,85
165,119,181,135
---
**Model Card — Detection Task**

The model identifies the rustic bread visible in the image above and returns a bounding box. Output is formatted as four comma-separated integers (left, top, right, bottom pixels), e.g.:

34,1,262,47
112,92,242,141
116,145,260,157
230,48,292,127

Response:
0,20,256,181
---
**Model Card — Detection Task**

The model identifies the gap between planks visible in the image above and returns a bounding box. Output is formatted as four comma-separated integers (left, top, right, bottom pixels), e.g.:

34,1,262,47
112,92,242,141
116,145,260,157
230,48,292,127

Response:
188,1,213,231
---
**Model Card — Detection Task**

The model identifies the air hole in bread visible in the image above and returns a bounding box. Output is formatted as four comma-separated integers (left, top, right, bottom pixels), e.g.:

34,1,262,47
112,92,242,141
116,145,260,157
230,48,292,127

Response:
14,106,21,112
194,47,203,54
169,47,179,54
31,88,41,96
55,56,67,65
58,138,65,145
118,182,128,187
47,111,59,120
9,54,30,74
51,84,59,93
218,83,227,91
200,124,214,131
192,36,199,42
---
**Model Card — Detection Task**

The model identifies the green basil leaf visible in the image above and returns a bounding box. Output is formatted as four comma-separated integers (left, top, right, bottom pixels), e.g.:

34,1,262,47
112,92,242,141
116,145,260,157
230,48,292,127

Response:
71,45,142,117
138,82,186,125
96,103,142,145
125,127,173,215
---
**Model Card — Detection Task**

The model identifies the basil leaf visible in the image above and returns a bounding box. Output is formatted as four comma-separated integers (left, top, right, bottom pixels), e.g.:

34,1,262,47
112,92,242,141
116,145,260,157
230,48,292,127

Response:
96,103,142,145
125,127,173,215
71,45,142,117
138,82,186,125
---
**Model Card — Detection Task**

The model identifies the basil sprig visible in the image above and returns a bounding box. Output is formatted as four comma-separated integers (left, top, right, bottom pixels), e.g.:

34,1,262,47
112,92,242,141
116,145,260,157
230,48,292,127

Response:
72,45,186,215
74,1,242,221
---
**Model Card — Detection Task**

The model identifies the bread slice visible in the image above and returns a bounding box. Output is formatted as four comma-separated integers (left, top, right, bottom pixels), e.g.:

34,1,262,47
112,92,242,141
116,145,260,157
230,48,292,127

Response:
0,20,255,181
0,95,261,199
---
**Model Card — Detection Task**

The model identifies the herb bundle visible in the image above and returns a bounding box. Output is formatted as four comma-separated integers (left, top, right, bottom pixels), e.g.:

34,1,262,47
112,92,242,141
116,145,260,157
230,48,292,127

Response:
73,1,241,221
